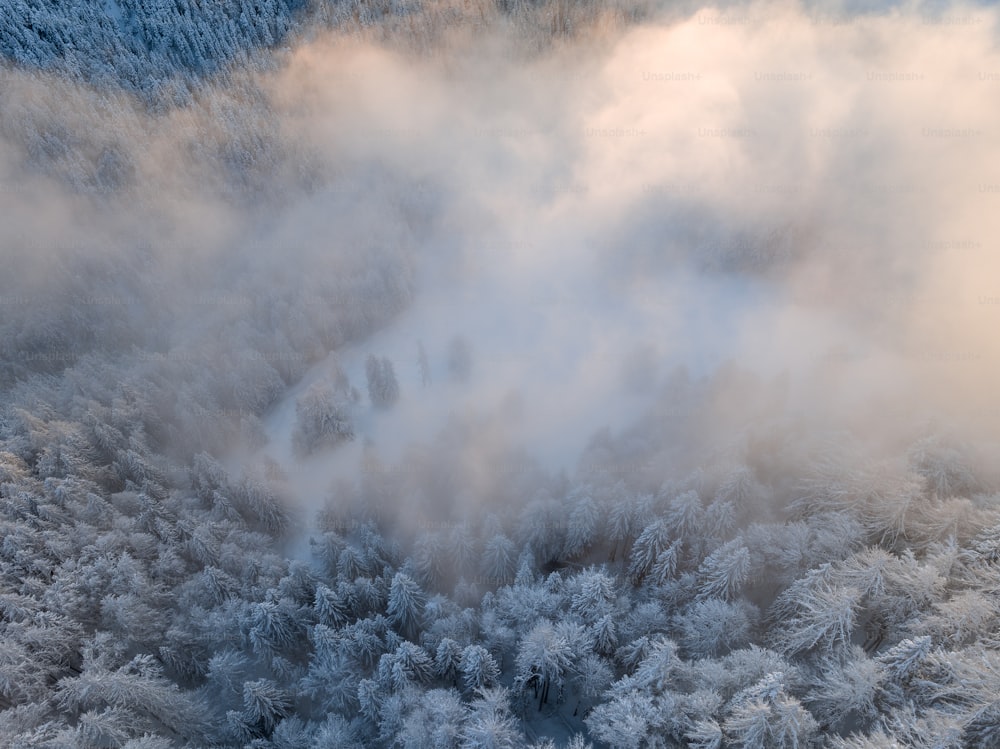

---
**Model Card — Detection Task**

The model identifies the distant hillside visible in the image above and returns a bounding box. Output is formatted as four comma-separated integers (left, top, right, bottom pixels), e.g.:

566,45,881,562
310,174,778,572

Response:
0,0,313,99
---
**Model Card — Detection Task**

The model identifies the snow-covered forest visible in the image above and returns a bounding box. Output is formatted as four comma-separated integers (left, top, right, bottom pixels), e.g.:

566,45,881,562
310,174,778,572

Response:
3,1,1000,747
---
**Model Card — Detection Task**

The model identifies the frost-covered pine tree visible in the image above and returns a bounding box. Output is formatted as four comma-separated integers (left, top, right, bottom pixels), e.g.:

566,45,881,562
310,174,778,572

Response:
314,583,350,628
366,354,400,408
435,638,464,685
605,481,633,554
514,620,574,710
592,613,619,657
291,380,355,455
649,541,681,585
481,533,517,587
571,567,617,623
586,689,654,749
460,645,501,693
628,519,673,585
461,686,522,748
770,576,862,655
387,572,426,640
666,489,705,543
398,688,465,749
697,539,750,600
673,598,757,657
244,599,299,657
723,672,818,749
240,678,291,736
564,487,600,559
806,646,881,731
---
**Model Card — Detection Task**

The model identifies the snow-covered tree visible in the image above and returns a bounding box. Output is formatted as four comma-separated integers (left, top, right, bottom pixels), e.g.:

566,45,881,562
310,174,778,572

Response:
666,489,705,543
771,575,862,655
697,540,751,600
291,380,355,456
686,719,724,749
570,567,617,623
366,354,400,408
436,637,464,685
723,672,818,749
461,687,522,748
459,645,501,693
564,487,600,559
481,534,517,587
387,572,426,640
586,688,654,749
806,646,881,732
673,598,757,657
628,519,673,585
514,620,575,710
240,678,291,737
398,688,465,749
314,583,350,628
592,613,619,657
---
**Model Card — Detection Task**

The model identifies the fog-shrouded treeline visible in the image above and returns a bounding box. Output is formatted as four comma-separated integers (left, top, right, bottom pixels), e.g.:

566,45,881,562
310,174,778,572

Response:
5,1,1000,748
0,0,664,105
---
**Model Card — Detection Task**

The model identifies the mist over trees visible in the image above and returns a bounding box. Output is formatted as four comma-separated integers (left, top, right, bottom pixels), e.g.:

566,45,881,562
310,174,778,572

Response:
3,1,1000,748
366,355,400,409
447,337,473,384
292,377,357,455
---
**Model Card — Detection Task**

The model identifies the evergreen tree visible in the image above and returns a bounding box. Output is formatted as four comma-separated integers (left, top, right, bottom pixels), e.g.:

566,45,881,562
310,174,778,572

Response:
291,380,355,456
460,645,501,693
387,571,426,640
697,540,751,600
514,620,574,710
366,354,400,409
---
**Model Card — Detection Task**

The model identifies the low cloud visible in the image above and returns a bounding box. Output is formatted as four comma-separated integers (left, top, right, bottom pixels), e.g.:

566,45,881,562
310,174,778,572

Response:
3,1,1000,532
